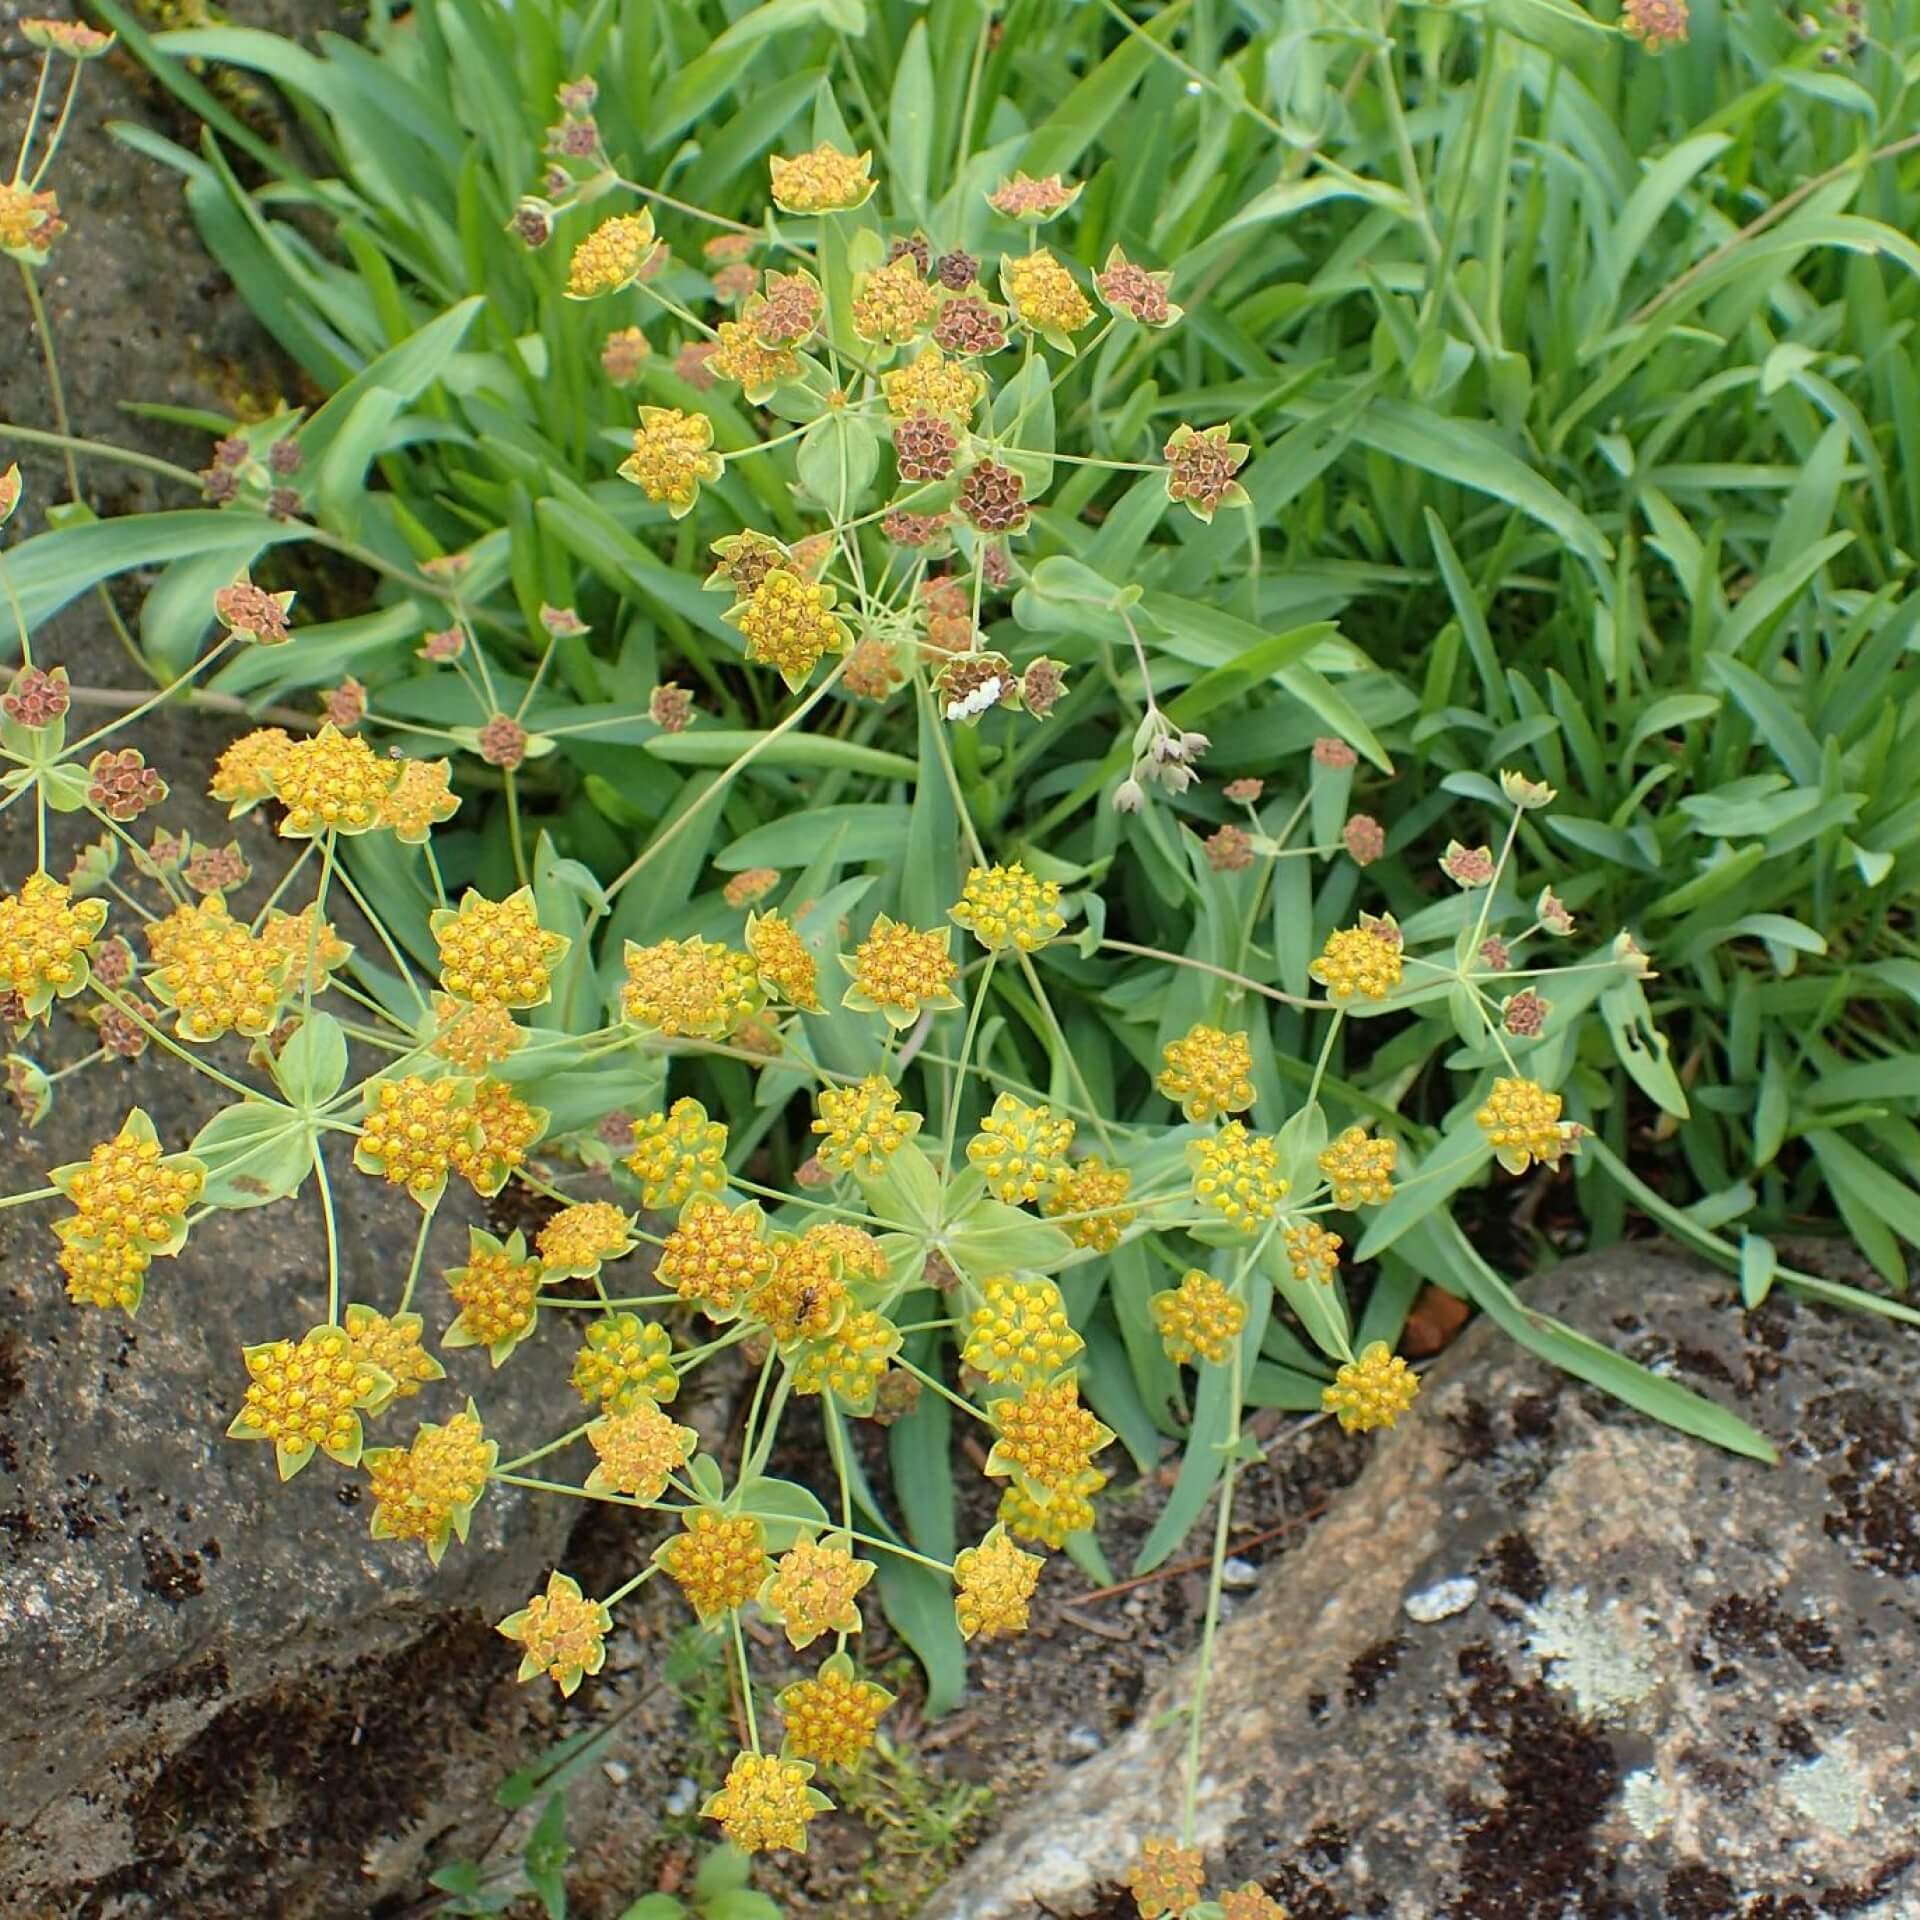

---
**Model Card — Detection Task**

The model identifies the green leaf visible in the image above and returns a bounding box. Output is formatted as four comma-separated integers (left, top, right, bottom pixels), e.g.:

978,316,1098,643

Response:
272,1013,348,1108
189,1103,312,1209
889,22,935,221
645,731,916,779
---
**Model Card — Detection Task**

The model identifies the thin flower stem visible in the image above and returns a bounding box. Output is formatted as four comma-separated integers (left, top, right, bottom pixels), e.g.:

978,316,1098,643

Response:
313,1144,342,1326
0,1185,61,1211
893,1355,990,1426
15,53,50,180
90,984,264,1103
1098,938,1326,1010
1305,1009,1344,1111
28,59,83,189
502,770,530,889
731,1610,761,1752
603,1562,660,1608
498,1420,595,1474
941,951,996,1176
328,859,432,1014
16,266,79,506
396,1201,437,1316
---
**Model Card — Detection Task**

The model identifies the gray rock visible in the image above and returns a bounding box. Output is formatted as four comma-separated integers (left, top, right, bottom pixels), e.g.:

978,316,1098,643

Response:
924,1251,1920,1919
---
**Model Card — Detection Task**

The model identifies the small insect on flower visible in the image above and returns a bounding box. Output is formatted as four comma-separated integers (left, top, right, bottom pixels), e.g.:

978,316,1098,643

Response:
789,1308,901,1413
364,1402,496,1562
564,208,658,298
842,915,960,1027
768,143,876,214
761,1534,874,1649
498,1570,612,1696
811,1075,922,1179
571,1311,680,1411
227,1324,392,1479
1158,1022,1256,1123
953,1525,1044,1641
1476,1076,1581,1174
1150,1270,1246,1367
704,1750,831,1855
1125,1837,1208,1919
950,861,1066,954
778,1655,893,1768
618,406,724,517
1322,1341,1420,1434
1163,421,1251,523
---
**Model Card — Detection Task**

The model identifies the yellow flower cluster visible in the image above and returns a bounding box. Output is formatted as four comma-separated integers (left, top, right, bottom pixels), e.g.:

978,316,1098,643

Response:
229,1325,387,1475
1318,1126,1396,1207
659,1195,774,1317
379,756,459,841
780,1663,890,1768
1158,1023,1256,1123
571,1312,678,1412
344,1305,442,1400
704,1750,822,1855
1188,1122,1287,1232
1310,923,1403,1002
950,861,1065,954
953,1527,1042,1640
811,1075,921,1178
445,1231,543,1357
768,142,875,213
1126,1838,1208,1920
1044,1155,1135,1252
499,1570,611,1696
365,1405,495,1561
622,935,763,1036
790,1307,899,1408
659,1510,771,1620
762,1536,873,1648
566,208,657,297
354,1076,477,1203
432,996,524,1072
55,1116,202,1258
967,1092,1075,1204
846,915,958,1024
210,726,293,811
998,1468,1104,1549
451,1080,543,1196
752,1230,848,1344
1476,1076,1579,1173
852,254,940,344
1322,1341,1420,1433
145,897,287,1042
1150,1270,1245,1366
1282,1219,1342,1285
729,569,848,690
626,1097,730,1209
881,344,987,420
586,1401,697,1500
268,725,401,836
745,909,821,1010
1004,248,1094,334
537,1200,635,1275
619,406,723,515
59,1238,150,1314
432,889,568,1008
988,1377,1112,1492
0,873,106,1011
963,1275,1083,1387
258,905,351,995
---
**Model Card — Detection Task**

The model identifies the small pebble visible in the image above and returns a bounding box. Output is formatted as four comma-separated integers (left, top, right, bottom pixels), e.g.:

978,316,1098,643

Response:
602,1760,631,1787
1404,1576,1478,1624
1062,1725,1104,1759
664,1775,699,1816
1222,1556,1261,1590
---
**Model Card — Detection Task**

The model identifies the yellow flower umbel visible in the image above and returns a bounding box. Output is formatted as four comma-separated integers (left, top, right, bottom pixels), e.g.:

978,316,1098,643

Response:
537,1200,637,1277
257,906,352,996
51,1109,203,1261
1219,1887,1288,1920
431,995,526,1073
1477,1076,1580,1174
659,1195,775,1319
622,935,764,1037
1318,1126,1397,1207
659,1510,771,1621
59,1239,149,1315
761,1534,873,1649
709,319,800,403
499,1570,611,1696
585,1401,698,1500
1282,1219,1342,1285
571,1312,679,1412
1158,1023,1256,1123
353,1075,478,1207
779,1656,892,1768
881,343,987,421
619,406,724,517
444,1227,543,1364
986,1376,1113,1495
953,1525,1042,1641
1310,919,1403,1002
1002,247,1094,340
144,897,287,1042
1125,1837,1207,1920
268,725,402,836
364,1402,496,1562
379,756,460,842
851,254,940,345
209,726,294,812
0,872,107,1015
1045,1156,1136,1252
1322,1341,1420,1433
1188,1122,1287,1233
810,1075,922,1178
791,1308,901,1413
1150,1270,1246,1366
726,568,850,692
999,1467,1105,1550
431,888,569,1009
705,1751,829,1855
949,861,1065,954
751,1231,848,1346
843,916,960,1027
565,207,657,297
227,1324,391,1478
803,1220,888,1286
967,1094,1076,1204
745,909,821,1011
0,182,64,263
626,1097,730,1209
964,1275,1083,1388
451,1079,545,1197
768,142,875,214
343,1304,443,1403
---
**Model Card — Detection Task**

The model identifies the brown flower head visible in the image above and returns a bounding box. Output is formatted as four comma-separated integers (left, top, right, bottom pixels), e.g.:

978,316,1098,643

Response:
987,172,1081,220
881,509,949,549
477,714,528,769
933,294,1009,357
1164,422,1251,522
894,412,959,482
86,749,167,822
956,458,1029,535
1096,246,1177,326
1343,813,1386,866
600,326,650,383
3,664,70,729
